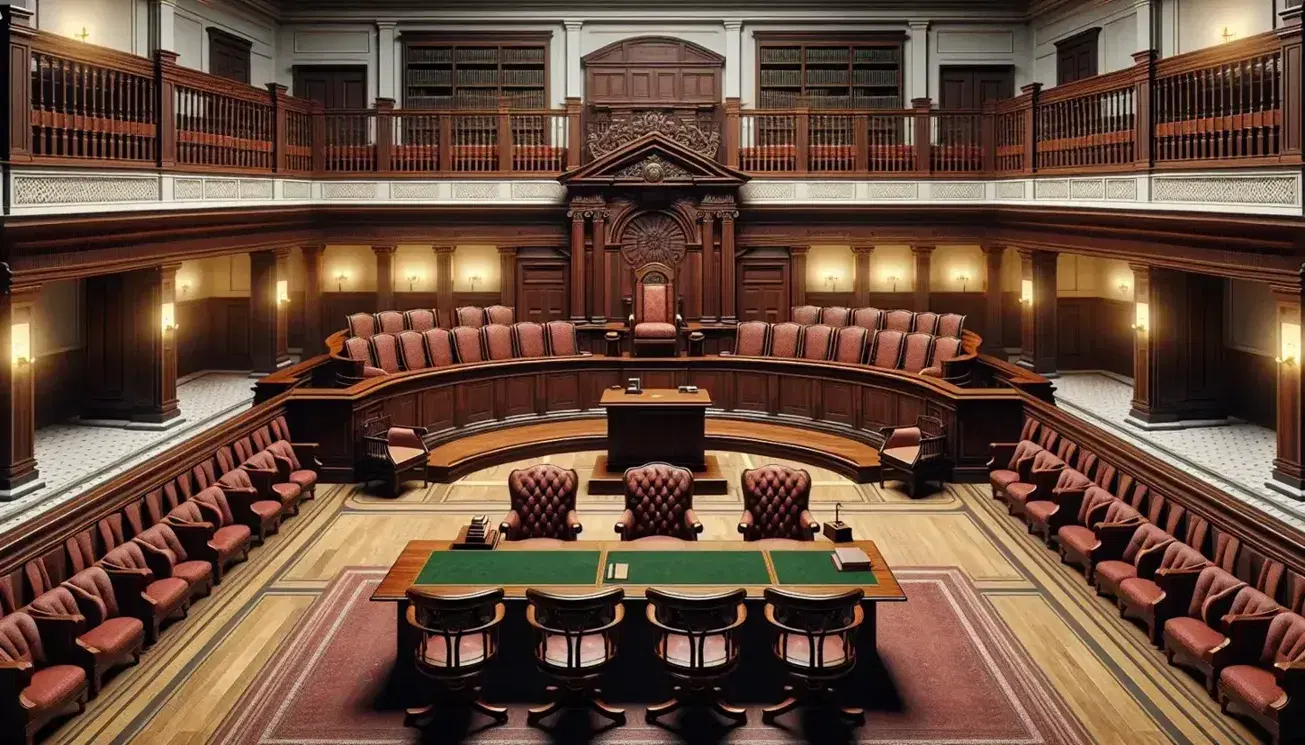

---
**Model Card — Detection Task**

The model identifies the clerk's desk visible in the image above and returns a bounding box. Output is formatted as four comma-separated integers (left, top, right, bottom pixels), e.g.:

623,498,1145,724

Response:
599,387,711,471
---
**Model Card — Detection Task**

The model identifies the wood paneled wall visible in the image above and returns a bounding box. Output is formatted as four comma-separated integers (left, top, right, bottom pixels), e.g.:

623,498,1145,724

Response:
177,298,251,374
34,349,85,429
1057,297,1133,376
1225,347,1277,430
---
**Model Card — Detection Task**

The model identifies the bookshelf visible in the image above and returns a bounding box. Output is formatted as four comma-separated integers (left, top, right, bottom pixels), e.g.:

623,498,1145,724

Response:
756,39,904,110
402,37,549,110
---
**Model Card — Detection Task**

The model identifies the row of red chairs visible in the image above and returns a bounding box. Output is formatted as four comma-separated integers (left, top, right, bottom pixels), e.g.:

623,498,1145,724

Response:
729,321,965,379
989,418,1305,743
790,306,966,338
0,416,320,745
346,305,515,339
342,321,583,378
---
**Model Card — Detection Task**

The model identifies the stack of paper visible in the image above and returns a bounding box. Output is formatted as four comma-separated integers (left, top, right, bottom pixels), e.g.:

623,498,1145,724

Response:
831,547,872,572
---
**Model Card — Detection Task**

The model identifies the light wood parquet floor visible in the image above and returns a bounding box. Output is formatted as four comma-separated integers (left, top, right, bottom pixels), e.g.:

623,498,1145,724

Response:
42,450,1266,745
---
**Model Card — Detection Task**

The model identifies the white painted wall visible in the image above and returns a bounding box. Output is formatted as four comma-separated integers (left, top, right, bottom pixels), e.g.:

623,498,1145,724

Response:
173,0,278,87
1166,0,1279,55
1032,0,1142,87
930,22,1031,95
33,0,145,54
276,24,376,100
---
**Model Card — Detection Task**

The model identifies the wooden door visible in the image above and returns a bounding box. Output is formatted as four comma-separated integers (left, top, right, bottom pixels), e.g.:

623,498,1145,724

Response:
293,66,368,109
517,260,569,322
939,66,1014,109
1055,29,1100,85
737,261,789,323
208,29,252,85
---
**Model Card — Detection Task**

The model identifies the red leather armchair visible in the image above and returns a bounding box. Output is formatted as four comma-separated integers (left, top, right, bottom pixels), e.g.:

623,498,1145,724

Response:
242,451,304,516
216,467,283,543
132,525,214,602
1024,468,1095,542
0,612,89,744
629,263,683,357
1117,541,1211,645
32,568,145,697
500,465,582,542
1163,569,1277,695
264,440,320,500
1058,499,1144,579
1092,523,1175,599
1217,611,1305,743
1005,450,1066,518
359,417,430,497
98,542,190,644
988,439,1042,502
617,463,701,541
739,465,818,541
878,416,948,497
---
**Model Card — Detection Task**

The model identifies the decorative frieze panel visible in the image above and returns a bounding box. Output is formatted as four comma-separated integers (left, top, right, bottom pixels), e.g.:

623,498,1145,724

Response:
13,175,160,205
931,182,985,200
1152,175,1299,206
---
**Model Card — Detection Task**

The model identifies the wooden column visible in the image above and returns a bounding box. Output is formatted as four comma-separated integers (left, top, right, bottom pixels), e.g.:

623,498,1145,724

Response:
1127,267,1227,426
790,246,809,311
982,244,1005,354
1271,278,1305,497
158,264,181,423
301,245,324,356
912,244,934,311
434,246,455,327
0,268,41,499
719,210,737,323
498,246,517,309
853,246,873,308
274,250,291,366
591,209,608,322
1017,248,1058,375
568,209,587,321
2,7,35,164
1278,7,1302,161
700,212,716,322
373,245,396,311
249,249,280,375
83,268,182,426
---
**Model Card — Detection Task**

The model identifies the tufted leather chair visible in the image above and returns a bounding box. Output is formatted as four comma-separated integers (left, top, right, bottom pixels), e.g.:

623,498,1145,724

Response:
820,306,851,327
867,329,906,368
98,542,190,644
513,322,548,358
799,325,835,361
370,333,403,374
831,326,869,364
133,524,214,603
851,307,884,331
545,321,580,356
422,329,456,367
0,611,89,741
42,567,145,696
451,326,485,363
738,465,818,542
883,309,916,332
769,323,803,359
482,324,515,360
397,331,429,370
899,332,936,373
913,311,941,335
936,313,966,338
500,465,583,542
729,321,771,357
616,463,702,541
1217,610,1305,742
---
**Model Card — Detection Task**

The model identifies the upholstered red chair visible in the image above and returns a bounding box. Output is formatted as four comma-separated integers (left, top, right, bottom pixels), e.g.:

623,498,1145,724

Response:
883,309,915,332
98,542,190,644
0,611,89,742
1059,499,1144,579
422,329,456,367
913,311,941,335
376,310,406,334
760,588,866,726
1005,450,1066,517
241,451,304,516
791,305,821,325
455,306,486,328
231,437,257,466
936,313,966,338
359,417,430,497
545,321,580,356
922,336,964,378
988,439,1043,502
482,324,514,361
165,494,250,583
1217,611,1305,743
513,322,548,358
346,312,377,338
343,336,385,378
484,305,514,325
500,465,582,543
799,324,835,361
616,463,702,541
132,524,214,602
1092,523,1175,599
851,307,883,330
404,309,439,332
899,332,936,373
727,321,770,357
629,263,683,357
397,331,429,370
1165,572,1277,694
38,567,145,696
879,416,948,497
867,329,906,368
216,468,283,543
369,333,403,374
821,306,851,327
1118,542,1211,644
265,440,320,500
1025,469,1096,544
214,445,239,477
768,323,803,358
451,326,485,363
739,465,818,541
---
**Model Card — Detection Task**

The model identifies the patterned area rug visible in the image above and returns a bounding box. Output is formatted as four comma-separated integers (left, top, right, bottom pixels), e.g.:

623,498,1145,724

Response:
212,568,1088,745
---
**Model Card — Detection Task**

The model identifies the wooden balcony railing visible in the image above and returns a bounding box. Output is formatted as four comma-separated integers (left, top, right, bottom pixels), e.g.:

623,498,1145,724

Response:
4,7,1300,182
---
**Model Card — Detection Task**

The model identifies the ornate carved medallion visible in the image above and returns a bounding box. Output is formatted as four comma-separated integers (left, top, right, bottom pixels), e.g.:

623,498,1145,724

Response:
614,155,691,183
587,111,721,160
621,213,687,267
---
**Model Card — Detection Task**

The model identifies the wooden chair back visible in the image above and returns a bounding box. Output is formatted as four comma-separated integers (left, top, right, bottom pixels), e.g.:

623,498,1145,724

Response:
525,587,625,677
405,586,505,680
646,587,746,674
762,587,864,679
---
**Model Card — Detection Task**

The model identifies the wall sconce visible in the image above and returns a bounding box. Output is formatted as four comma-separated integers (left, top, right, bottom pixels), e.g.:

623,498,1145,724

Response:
468,274,482,292
11,322,31,367
276,280,289,306
1132,302,1149,333
179,282,191,298
74,27,90,42
955,273,970,292
161,302,178,333
1118,281,1131,297
824,274,840,292
1220,26,1237,43
1278,321,1300,366
1019,279,1033,305
335,271,349,292
406,272,420,292
886,275,899,292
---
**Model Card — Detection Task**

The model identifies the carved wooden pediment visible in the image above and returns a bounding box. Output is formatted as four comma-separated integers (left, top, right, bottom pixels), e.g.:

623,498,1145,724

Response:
588,111,720,160
559,132,749,189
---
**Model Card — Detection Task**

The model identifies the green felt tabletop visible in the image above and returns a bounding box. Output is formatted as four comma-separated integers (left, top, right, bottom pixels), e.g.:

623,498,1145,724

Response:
769,549,880,586
415,550,602,586
603,550,772,586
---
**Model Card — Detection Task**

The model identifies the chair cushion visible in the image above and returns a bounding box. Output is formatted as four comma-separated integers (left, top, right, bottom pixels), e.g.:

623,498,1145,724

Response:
388,446,427,465
543,633,609,669
1119,577,1164,607
173,560,212,587
212,524,252,553
78,617,144,655
1165,617,1226,656
1025,501,1058,523
23,665,85,709
1095,560,1138,586
881,445,920,465
1220,664,1286,715
251,501,282,520
663,633,729,668
419,635,487,669
635,322,678,339
1057,525,1100,554
145,578,189,608
271,483,301,504
288,470,317,489
989,470,1020,489
780,634,849,668
1006,483,1037,505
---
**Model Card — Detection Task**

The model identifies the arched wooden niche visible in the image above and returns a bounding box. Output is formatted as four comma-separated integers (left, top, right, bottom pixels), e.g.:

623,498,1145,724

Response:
582,36,724,107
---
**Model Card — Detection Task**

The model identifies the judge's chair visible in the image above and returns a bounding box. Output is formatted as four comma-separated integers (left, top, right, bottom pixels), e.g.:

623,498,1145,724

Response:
627,263,684,357
739,465,819,542
500,465,583,544
403,586,508,730
878,416,948,497
358,415,430,497
616,463,702,541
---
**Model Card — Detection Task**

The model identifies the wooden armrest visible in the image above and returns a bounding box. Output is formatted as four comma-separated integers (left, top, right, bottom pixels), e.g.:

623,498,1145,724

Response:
406,602,506,636
764,603,864,636
685,508,703,533
565,509,583,537
645,603,747,637
737,510,754,535
614,508,634,536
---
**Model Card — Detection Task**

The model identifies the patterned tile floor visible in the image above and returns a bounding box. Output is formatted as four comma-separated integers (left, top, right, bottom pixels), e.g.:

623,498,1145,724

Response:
0,372,255,532
1052,371,1305,530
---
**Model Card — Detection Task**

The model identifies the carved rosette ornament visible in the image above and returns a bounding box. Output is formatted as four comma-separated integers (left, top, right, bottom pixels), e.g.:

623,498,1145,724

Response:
587,111,721,160
614,155,691,183
621,213,687,268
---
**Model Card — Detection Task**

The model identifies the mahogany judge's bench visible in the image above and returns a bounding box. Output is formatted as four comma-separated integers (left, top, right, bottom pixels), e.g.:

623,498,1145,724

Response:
600,388,711,471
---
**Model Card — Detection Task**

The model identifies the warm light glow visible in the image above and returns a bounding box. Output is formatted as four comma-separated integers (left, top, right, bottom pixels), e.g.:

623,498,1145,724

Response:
1118,281,1131,296
179,282,191,298
886,274,900,291
954,272,971,292
11,322,31,366
824,272,841,291
1020,279,1033,305
161,302,177,333
334,270,350,292
1279,322,1300,366
1132,302,1149,333
468,273,483,291
405,269,422,291
74,26,90,42
276,280,289,305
